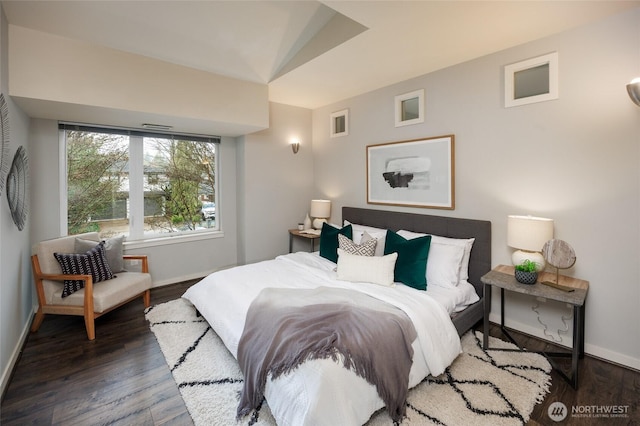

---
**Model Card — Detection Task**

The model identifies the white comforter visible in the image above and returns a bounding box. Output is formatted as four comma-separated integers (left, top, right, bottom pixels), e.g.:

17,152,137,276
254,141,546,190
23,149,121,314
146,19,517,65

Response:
182,252,462,425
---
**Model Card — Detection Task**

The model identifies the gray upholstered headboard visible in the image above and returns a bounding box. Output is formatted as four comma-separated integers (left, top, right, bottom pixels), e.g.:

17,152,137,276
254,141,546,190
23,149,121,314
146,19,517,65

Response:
342,207,492,299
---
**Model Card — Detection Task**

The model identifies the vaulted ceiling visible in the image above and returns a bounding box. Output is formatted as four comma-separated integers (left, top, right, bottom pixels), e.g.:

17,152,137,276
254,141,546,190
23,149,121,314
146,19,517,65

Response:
2,1,638,109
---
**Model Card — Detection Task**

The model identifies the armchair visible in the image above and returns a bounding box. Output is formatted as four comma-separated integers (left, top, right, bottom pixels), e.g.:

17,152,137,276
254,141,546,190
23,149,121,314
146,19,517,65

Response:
31,232,152,340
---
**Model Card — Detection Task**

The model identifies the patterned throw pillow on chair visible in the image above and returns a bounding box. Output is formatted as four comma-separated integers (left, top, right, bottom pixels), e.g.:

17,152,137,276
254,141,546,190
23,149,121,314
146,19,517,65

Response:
54,241,115,297
338,233,377,257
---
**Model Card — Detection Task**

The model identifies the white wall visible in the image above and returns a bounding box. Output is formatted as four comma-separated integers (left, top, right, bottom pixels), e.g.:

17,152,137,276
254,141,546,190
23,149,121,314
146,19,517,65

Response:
312,9,640,369
237,102,315,264
0,7,33,394
8,25,269,137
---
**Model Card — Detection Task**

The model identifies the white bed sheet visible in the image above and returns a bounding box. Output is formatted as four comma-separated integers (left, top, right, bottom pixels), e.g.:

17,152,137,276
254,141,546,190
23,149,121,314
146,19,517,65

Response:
182,252,462,425
426,279,480,313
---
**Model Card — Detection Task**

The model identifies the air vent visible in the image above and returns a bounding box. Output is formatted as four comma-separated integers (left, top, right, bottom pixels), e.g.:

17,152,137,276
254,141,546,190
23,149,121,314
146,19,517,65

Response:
142,123,173,131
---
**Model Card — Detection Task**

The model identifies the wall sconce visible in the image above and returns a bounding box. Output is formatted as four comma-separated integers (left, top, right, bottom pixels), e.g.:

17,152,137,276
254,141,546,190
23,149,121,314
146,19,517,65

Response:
290,138,300,154
507,215,554,271
627,78,640,106
310,199,331,229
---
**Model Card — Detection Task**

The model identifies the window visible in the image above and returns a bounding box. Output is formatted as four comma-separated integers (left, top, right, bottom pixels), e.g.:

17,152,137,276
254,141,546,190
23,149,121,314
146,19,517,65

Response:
504,52,558,108
330,109,349,138
61,124,220,241
394,89,424,127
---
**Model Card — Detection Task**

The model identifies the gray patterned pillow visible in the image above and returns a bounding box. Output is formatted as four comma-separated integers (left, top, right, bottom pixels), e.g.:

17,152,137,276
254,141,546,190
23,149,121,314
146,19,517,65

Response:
54,241,115,297
338,233,377,257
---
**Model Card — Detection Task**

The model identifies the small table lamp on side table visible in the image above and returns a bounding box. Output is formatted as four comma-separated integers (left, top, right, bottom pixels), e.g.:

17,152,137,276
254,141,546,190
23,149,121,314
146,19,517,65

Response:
310,199,331,229
507,215,554,271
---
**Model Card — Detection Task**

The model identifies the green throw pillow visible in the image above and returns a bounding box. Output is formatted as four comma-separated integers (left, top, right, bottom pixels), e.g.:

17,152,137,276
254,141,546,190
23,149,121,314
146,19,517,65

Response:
319,223,353,263
384,230,431,290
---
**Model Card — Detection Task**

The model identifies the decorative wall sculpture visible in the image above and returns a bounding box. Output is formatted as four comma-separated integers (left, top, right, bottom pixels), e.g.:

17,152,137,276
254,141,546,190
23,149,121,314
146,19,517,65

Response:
0,94,9,198
7,146,28,231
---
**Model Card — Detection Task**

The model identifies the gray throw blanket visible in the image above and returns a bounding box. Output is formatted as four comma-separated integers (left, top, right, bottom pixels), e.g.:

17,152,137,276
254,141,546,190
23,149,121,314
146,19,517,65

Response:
236,286,417,422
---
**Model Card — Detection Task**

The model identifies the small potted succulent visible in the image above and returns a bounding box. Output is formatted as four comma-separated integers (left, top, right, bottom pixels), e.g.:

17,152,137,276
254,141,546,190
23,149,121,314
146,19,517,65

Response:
514,259,538,284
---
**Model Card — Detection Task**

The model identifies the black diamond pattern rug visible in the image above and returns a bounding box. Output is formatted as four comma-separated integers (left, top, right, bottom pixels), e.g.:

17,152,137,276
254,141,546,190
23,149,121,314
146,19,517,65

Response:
146,298,551,426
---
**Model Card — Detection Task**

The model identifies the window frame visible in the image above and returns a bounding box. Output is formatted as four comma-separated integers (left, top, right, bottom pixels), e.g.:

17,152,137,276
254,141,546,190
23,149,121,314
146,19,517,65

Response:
394,89,424,127
504,52,559,108
59,123,222,248
330,109,349,138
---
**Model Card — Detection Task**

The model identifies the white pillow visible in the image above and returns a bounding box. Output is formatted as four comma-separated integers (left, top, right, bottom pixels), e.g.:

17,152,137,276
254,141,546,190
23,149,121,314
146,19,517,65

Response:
361,231,386,256
336,248,398,287
343,220,387,256
343,220,385,242
432,235,475,282
426,243,465,288
397,230,475,285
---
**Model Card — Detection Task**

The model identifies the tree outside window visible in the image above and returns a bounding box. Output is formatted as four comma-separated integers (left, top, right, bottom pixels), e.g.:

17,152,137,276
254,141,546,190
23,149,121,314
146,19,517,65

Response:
64,128,218,239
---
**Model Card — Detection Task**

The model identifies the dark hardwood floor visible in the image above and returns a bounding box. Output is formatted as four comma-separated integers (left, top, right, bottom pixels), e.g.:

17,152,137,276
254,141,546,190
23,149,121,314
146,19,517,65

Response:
2,281,638,425
1,281,196,426
485,326,640,426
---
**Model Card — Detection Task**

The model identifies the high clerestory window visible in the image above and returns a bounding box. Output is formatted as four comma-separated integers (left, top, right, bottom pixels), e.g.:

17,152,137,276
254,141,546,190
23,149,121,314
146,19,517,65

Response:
60,123,220,242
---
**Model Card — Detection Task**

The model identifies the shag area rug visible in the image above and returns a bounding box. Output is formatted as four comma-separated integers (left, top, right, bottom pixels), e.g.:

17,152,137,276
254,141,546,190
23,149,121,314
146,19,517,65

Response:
146,298,551,426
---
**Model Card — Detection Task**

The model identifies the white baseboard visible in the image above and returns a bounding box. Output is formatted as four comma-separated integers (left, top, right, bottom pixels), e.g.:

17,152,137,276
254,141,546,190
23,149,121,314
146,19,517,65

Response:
1,305,36,398
488,313,640,371
584,342,640,371
150,265,237,288
151,272,207,288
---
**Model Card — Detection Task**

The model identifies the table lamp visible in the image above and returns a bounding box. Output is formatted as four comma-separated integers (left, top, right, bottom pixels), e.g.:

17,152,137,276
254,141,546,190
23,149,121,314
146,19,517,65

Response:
507,215,554,271
310,199,331,229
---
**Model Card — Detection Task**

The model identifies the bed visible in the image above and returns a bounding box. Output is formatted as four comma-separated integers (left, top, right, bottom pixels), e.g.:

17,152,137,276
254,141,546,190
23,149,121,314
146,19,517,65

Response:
182,207,491,425
341,207,491,336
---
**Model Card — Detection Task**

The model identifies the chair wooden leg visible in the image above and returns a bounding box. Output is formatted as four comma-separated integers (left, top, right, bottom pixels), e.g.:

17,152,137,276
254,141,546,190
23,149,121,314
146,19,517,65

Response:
143,289,151,308
84,313,96,340
31,308,45,333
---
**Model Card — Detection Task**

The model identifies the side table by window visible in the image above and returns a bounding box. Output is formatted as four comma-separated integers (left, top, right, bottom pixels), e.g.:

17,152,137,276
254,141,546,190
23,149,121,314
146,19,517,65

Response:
288,229,320,253
481,264,589,388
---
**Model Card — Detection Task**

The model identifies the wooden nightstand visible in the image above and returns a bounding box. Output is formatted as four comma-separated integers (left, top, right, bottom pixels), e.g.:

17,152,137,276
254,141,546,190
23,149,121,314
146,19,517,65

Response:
481,264,589,388
288,229,320,253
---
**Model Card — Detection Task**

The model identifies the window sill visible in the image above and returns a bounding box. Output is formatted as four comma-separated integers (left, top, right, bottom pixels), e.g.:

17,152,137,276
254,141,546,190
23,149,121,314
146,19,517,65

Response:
124,230,224,250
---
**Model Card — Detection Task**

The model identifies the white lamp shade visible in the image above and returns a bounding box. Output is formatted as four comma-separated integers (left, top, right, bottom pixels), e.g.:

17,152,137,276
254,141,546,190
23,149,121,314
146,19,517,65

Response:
507,215,554,252
310,199,331,219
